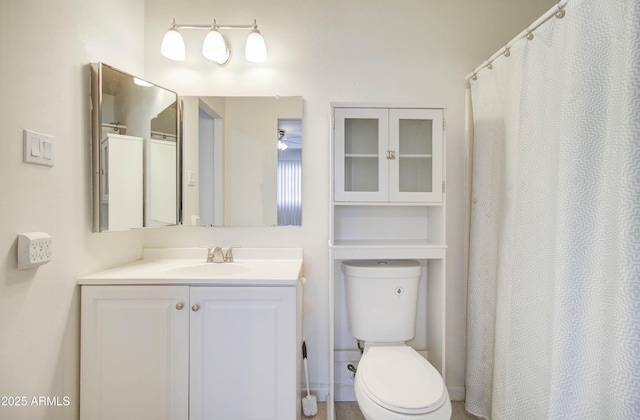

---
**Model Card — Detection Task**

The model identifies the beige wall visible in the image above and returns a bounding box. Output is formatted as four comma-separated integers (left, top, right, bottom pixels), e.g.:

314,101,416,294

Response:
0,0,149,419
143,0,555,400
0,0,554,418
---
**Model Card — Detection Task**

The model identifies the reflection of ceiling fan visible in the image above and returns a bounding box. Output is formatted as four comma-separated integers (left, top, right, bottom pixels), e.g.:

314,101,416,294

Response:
278,128,302,150
277,118,302,151
277,129,288,150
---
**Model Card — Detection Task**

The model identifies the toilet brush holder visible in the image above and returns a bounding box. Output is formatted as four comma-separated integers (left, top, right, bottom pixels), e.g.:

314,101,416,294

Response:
302,340,318,416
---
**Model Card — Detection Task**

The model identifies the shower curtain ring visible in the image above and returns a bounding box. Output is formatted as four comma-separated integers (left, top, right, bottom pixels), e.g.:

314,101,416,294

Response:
555,2,566,19
487,60,493,70
526,29,534,40
503,46,511,57
472,73,477,81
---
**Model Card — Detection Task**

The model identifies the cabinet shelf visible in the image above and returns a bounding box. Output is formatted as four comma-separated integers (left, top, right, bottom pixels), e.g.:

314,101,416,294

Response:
332,201,442,207
330,239,446,260
344,154,378,158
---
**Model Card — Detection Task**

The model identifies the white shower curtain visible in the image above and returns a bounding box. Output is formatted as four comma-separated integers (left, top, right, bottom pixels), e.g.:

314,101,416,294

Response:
466,0,640,419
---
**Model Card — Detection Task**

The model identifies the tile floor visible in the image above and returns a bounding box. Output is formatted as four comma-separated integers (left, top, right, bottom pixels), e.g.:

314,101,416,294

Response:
306,401,479,419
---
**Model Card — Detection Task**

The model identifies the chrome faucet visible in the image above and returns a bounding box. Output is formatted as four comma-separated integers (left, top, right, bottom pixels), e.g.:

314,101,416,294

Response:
202,245,241,263
207,246,225,263
224,245,241,262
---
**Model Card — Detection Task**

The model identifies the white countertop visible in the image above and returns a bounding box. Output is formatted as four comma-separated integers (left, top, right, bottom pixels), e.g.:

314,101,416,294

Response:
78,248,304,287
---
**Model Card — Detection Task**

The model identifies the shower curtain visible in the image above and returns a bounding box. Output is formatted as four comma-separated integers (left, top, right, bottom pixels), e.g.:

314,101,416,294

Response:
465,0,639,419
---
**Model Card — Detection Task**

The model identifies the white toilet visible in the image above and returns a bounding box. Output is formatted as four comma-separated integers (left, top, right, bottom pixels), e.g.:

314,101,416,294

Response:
342,260,451,420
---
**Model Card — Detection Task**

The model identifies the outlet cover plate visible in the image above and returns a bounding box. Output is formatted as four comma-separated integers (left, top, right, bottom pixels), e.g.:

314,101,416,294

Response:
17,232,53,270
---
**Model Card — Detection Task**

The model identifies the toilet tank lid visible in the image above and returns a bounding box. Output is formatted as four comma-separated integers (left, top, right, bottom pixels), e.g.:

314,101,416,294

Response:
342,260,421,278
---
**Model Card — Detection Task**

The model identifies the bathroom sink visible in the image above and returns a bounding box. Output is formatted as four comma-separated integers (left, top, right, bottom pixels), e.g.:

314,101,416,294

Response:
166,262,249,278
78,247,304,286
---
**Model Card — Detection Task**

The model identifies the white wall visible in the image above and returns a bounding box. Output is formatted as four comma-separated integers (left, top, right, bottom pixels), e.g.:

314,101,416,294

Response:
144,0,555,400
0,1,147,419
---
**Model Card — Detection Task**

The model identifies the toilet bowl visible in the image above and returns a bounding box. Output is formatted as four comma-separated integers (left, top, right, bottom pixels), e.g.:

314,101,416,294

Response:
341,260,451,420
354,344,451,420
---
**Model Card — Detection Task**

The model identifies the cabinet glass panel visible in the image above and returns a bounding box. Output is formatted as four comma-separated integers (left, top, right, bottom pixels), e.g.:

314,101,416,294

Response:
344,118,379,192
398,118,433,193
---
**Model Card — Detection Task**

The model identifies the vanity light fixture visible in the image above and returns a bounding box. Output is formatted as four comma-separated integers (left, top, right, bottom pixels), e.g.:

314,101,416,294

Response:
160,19,267,64
160,19,186,61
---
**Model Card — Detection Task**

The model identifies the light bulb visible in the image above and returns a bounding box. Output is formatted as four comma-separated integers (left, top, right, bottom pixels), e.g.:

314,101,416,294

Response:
161,26,185,61
245,28,267,63
202,29,230,64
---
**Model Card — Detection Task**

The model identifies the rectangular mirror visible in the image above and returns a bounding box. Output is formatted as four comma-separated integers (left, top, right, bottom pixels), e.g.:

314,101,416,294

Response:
181,96,303,227
90,63,181,232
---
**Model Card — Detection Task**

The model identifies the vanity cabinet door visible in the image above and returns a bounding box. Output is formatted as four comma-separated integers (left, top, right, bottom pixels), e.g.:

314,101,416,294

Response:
80,285,190,420
189,286,298,420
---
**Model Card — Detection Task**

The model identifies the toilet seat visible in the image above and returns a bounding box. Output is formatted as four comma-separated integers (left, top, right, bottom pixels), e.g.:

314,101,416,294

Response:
357,345,447,415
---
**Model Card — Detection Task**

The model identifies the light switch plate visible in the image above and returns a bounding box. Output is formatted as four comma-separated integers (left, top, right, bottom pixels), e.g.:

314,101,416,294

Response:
23,129,55,166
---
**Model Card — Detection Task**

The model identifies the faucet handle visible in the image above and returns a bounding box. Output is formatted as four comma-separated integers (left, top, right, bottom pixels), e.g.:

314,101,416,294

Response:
224,245,241,262
200,245,224,263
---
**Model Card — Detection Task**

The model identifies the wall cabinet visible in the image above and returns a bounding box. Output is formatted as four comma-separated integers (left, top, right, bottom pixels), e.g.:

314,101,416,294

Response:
334,107,443,203
81,284,300,420
328,103,447,417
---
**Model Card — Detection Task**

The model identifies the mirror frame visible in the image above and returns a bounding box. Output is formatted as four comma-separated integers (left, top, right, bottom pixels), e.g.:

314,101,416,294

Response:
90,62,182,232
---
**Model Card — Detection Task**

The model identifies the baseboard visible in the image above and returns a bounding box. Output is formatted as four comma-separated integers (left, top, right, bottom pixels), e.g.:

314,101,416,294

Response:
309,385,330,402
334,384,356,402
447,385,465,401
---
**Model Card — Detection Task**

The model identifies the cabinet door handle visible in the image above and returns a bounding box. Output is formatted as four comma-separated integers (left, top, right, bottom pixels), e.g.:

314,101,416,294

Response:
192,304,200,312
386,150,396,160
176,302,184,310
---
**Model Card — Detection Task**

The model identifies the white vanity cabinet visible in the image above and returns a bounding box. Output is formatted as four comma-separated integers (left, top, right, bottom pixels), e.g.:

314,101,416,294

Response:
80,269,302,420
334,107,443,203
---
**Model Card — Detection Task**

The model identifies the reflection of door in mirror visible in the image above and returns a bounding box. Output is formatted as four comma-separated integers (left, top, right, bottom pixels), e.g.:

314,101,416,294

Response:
277,118,302,226
183,96,303,227
197,101,223,226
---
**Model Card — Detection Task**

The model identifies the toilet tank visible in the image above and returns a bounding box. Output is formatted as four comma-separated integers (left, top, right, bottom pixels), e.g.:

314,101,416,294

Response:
342,260,421,343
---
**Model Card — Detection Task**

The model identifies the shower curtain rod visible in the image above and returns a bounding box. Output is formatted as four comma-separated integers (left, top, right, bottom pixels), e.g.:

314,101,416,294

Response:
466,0,568,81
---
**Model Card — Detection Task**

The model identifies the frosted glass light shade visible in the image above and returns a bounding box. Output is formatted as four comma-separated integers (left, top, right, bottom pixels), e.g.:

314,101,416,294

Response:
202,29,230,64
245,29,267,63
161,28,186,61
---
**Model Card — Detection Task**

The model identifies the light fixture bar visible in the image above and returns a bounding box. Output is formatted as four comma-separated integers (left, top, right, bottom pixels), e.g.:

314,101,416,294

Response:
161,19,267,64
173,23,254,30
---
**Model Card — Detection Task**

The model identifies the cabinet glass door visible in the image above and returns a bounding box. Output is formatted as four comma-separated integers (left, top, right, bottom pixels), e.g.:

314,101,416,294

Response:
389,109,443,202
334,108,388,201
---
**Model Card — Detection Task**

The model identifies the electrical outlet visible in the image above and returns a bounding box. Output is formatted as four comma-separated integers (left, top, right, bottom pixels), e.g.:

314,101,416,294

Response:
17,232,53,270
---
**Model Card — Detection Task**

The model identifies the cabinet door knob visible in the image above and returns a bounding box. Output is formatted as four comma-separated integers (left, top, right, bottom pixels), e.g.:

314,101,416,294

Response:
192,304,200,312
176,302,184,310
386,150,396,160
